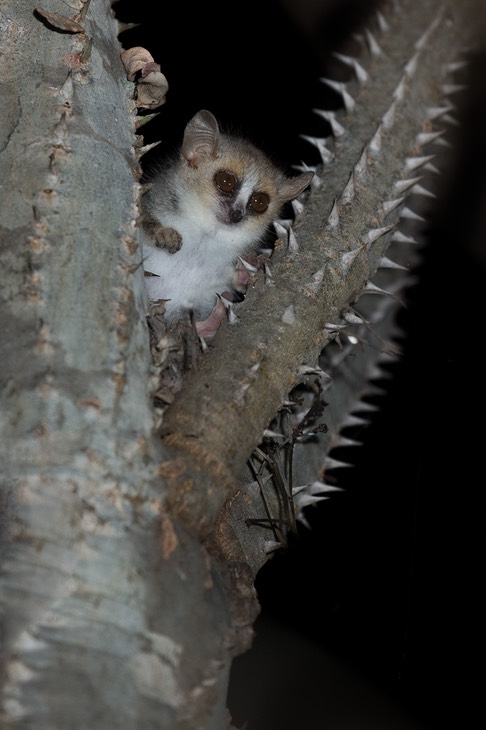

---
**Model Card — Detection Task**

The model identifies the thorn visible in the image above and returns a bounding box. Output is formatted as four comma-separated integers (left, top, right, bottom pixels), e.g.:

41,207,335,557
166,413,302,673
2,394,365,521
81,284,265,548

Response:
340,172,355,204
354,148,368,179
292,481,343,496
378,256,407,270
313,108,346,137
381,197,405,216
294,493,329,508
237,256,258,273
273,220,288,241
264,540,283,554
400,206,425,222
137,140,161,157
360,281,405,306
365,29,382,57
441,83,466,95
263,260,274,286
381,102,396,129
300,135,334,165
117,21,141,32
404,155,435,172
368,127,383,157
341,413,370,428
362,225,394,245
135,112,161,129
274,220,299,253
292,162,318,174
445,60,468,73
320,78,355,113
288,226,299,253
424,162,440,174
391,231,418,244
295,513,311,530
323,456,354,471
394,176,422,193
353,400,380,414
411,184,437,199
368,363,394,380
404,52,420,77
393,77,407,103
292,199,304,218
441,114,460,126
415,130,444,146
361,281,391,295
376,11,390,32
327,200,340,228
426,105,454,120
331,435,362,449
414,12,442,51
340,247,363,269
332,52,369,84
433,137,452,148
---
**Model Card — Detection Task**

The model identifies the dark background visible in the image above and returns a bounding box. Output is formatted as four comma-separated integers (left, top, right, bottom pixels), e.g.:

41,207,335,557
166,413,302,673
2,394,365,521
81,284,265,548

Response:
114,1,485,727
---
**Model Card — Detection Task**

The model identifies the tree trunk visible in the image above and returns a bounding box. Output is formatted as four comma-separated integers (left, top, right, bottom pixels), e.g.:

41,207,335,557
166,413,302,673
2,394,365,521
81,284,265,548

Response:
0,0,482,728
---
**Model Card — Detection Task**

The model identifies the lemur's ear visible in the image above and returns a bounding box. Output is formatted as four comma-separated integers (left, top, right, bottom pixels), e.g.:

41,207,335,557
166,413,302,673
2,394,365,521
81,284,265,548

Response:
279,171,314,203
181,110,220,166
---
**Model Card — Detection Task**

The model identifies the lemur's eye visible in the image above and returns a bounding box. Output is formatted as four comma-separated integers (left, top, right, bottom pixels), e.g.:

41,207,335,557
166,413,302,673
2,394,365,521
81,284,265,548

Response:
214,170,237,193
249,192,270,213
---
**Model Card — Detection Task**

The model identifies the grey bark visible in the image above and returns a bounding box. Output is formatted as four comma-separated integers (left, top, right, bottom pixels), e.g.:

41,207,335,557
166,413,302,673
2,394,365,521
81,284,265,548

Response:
0,0,481,728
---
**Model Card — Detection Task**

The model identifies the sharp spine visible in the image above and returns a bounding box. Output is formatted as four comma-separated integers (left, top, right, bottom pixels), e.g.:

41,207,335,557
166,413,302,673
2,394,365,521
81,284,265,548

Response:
441,83,466,95
368,127,383,156
394,176,422,192
365,29,382,57
363,225,394,245
391,231,418,244
340,248,362,269
323,456,354,471
411,184,437,198
300,135,334,165
340,172,355,203
381,197,405,216
400,206,425,222
327,200,340,228
378,256,407,270
404,53,420,77
426,104,454,120
320,78,356,113
393,77,407,103
376,11,390,33
354,148,368,179
404,154,435,171
381,102,397,129
313,109,346,137
416,130,444,145
292,199,304,218
332,52,369,84
445,60,468,73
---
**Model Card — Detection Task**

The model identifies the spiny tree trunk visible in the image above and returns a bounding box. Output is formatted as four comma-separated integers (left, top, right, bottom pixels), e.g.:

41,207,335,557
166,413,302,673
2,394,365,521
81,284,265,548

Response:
0,1,481,728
